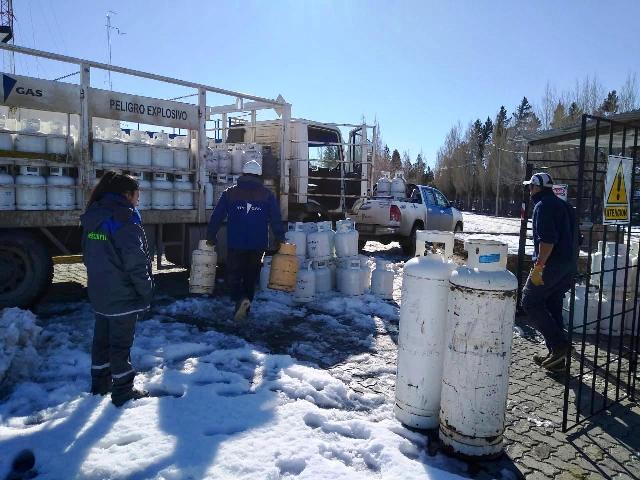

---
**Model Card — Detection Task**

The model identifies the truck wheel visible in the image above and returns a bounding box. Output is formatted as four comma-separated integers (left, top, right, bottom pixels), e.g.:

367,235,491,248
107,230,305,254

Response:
454,222,463,233
358,238,367,252
0,231,53,308
401,225,419,257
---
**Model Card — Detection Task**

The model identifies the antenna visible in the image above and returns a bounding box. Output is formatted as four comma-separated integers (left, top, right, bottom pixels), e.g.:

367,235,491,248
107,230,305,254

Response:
106,10,125,90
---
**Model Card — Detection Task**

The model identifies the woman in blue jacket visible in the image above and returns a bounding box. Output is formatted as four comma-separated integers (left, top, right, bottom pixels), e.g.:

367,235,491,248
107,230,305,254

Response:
81,171,153,407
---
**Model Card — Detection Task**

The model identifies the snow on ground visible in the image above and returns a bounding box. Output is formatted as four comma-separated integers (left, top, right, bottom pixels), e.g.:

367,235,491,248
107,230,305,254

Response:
457,213,529,255
0,308,42,387
0,270,467,479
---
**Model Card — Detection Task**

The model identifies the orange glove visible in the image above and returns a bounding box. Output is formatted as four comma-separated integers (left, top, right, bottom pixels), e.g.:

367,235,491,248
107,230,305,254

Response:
530,263,545,286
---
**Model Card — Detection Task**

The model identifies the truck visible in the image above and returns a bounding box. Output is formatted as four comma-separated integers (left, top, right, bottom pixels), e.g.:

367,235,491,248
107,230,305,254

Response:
0,44,377,308
353,183,463,256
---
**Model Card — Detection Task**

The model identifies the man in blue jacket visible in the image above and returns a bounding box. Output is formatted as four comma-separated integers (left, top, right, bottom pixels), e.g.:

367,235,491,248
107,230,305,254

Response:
207,160,285,320
521,172,576,372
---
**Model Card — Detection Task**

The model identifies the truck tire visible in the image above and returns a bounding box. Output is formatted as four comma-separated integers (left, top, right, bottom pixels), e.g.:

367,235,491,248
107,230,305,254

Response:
401,224,421,257
0,230,53,309
454,222,463,233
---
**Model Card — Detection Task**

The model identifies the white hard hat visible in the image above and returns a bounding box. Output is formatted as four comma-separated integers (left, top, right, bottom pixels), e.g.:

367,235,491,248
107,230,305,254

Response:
242,160,262,176
523,172,553,187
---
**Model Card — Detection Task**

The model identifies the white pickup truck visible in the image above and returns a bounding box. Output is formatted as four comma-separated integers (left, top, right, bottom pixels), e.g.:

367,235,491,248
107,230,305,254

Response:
353,184,463,256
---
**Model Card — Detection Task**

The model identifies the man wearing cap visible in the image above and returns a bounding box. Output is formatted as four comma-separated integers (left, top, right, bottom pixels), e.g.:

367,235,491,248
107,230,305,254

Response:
521,172,576,372
206,159,285,321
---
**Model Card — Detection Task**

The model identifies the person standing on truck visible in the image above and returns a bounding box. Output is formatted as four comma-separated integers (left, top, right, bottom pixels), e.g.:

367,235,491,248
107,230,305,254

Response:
206,160,285,321
521,172,576,373
81,171,153,407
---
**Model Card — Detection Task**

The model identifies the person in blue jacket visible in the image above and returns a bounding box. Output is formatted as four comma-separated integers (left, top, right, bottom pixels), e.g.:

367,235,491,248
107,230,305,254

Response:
81,171,153,406
207,160,285,320
521,172,576,373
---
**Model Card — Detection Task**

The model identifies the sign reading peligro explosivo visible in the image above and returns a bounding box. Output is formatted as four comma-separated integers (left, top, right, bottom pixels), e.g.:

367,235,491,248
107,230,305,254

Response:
603,155,633,225
0,72,198,130
89,87,198,130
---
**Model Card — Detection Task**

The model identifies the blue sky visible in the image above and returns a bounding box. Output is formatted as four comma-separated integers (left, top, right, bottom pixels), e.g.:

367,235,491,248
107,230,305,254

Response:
5,0,640,165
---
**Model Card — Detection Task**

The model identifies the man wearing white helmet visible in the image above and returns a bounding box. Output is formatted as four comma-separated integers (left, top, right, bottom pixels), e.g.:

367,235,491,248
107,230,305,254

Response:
207,159,285,320
521,172,577,373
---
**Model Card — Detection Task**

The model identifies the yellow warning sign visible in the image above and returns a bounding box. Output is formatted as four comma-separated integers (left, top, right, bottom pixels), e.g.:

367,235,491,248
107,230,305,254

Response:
603,155,633,225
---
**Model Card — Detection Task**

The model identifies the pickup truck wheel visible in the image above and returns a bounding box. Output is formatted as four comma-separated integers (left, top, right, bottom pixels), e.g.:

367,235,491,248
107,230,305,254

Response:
358,238,367,252
0,231,53,308
454,222,463,233
401,226,419,257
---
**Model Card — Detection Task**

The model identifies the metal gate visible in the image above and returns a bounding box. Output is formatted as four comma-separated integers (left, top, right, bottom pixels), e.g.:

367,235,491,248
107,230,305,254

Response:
517,113,640,432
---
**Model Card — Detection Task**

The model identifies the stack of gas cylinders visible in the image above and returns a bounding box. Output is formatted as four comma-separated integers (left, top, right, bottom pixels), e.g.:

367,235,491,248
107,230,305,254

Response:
394,231,517,459
259,219,396,303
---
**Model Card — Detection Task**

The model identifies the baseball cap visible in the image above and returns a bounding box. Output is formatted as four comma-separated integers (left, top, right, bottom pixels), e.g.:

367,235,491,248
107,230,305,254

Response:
242,159,262,176
523,172,553,187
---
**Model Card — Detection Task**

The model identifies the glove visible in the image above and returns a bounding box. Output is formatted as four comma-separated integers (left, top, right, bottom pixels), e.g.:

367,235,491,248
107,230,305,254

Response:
530,263,545,286
206,240,215,247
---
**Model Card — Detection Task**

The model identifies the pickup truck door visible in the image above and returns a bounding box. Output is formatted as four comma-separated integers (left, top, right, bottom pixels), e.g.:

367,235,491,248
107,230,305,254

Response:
420,187,442,230
432,189,454,230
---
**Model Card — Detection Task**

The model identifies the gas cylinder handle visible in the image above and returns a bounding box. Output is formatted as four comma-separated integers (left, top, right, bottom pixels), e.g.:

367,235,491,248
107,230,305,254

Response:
415,230,454,259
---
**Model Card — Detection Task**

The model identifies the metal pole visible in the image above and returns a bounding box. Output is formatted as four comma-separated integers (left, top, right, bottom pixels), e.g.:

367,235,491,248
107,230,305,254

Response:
106,12,112,90
495,144,501,216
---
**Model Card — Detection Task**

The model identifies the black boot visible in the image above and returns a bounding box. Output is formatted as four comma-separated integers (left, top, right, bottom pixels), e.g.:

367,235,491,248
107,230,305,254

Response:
112,388,150,407
90,376,112,396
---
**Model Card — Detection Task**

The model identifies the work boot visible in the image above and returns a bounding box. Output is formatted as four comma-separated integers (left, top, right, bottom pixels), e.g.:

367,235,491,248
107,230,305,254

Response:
90,376,112,396
545,359,566,374
542,345,570,369
112,388,150,407
533,352,550,366
234,298,251,322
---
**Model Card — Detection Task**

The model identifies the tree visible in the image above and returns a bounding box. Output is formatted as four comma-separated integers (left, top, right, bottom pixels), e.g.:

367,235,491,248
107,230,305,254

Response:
568,102,583,124
551,101,567,129
619,73,638,113
599,90,619,116
391,149,402,172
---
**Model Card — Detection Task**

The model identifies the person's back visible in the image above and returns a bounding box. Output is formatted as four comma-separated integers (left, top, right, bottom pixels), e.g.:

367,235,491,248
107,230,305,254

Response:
531,189,575,266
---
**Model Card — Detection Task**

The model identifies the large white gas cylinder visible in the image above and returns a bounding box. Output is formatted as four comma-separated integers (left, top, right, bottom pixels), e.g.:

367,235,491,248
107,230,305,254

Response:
285,222,308,257
390,171,406,199
130,171,151,211
307,222,333,261
294,260,316,303
337,257,364,296
15,119,45,153
151,172,174,210
376,171,391,196
260,256,273,291
173,174,194,209
371,259,394,299
152,146,174,168
46,167,75,210
0,166,15,210
360,255,371,292
217,148,232,174
439,238,517,459
173,148,190,170
313,260,332,294
204,174,214,209
127,139,152,167
189,240,217,295
16,166,46,210
231,144,246,174
394,230,455,429
335,219,359,258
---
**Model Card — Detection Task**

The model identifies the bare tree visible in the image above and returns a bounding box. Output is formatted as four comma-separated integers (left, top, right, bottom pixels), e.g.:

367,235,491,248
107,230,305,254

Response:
619,72,638,113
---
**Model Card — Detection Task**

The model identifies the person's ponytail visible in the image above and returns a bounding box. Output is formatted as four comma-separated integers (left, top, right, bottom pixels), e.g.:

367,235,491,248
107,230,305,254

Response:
86,171,139,210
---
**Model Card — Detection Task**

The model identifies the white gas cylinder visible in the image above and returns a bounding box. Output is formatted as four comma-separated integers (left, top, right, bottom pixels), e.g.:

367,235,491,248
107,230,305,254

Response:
335,219,359,258
189,240,217,295
101,140,127,165
152,146,174,168
394,230,455,429
390,171,406,198
46,167,75,210
46,135,72,155
337,257,364,296
563,285,600,335
599,243,630,294
214,174,230,205
294,260,316,303
128,141,152,167
205,174,214,209
151,172,174,210
360,255,371,292
590,241,605,285
260,256,273,291
174,148,189,170
231,145,246,174
217,149,232,174
0,131,13,150
286,222,307,257
16,166,46,210
318,221,335,255
130,171,151,210
174,174,194,210
376,171,391,196
439,238,517,459
15,134,46,154
313,260,332,293
307,221,333,261
152,132,169,146
371,259,394,299
328,258,337,290
0,166,15,210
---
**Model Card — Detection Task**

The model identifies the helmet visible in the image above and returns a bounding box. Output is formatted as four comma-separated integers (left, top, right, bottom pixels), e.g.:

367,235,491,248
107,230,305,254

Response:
242,160,262,176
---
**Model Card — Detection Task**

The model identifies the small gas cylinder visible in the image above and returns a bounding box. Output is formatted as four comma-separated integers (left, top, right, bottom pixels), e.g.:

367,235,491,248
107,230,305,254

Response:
130,171,151,211
16,166,46,210
268,243,299,292
335,219,359,258
371,259,394,299
151,173,174,210
217,149,232,174
0,166,15,210
376,171,391,196
439,238,517,459
394,230,455,429
231,144,246,174
286,222,307,257
359,255,371,292
390,171,406,199
307,222,333,261
294,260,316,303
189,240,218,295
205,174,214,209
260,256,273,291
46,167,75,210
313,260,332,294
173,174,194,210
337,257,364,296
152,146,174,168
173,147,190,170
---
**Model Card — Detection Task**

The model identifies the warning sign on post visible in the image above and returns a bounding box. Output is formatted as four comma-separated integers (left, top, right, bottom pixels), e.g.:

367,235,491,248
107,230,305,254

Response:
603,155,633,225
